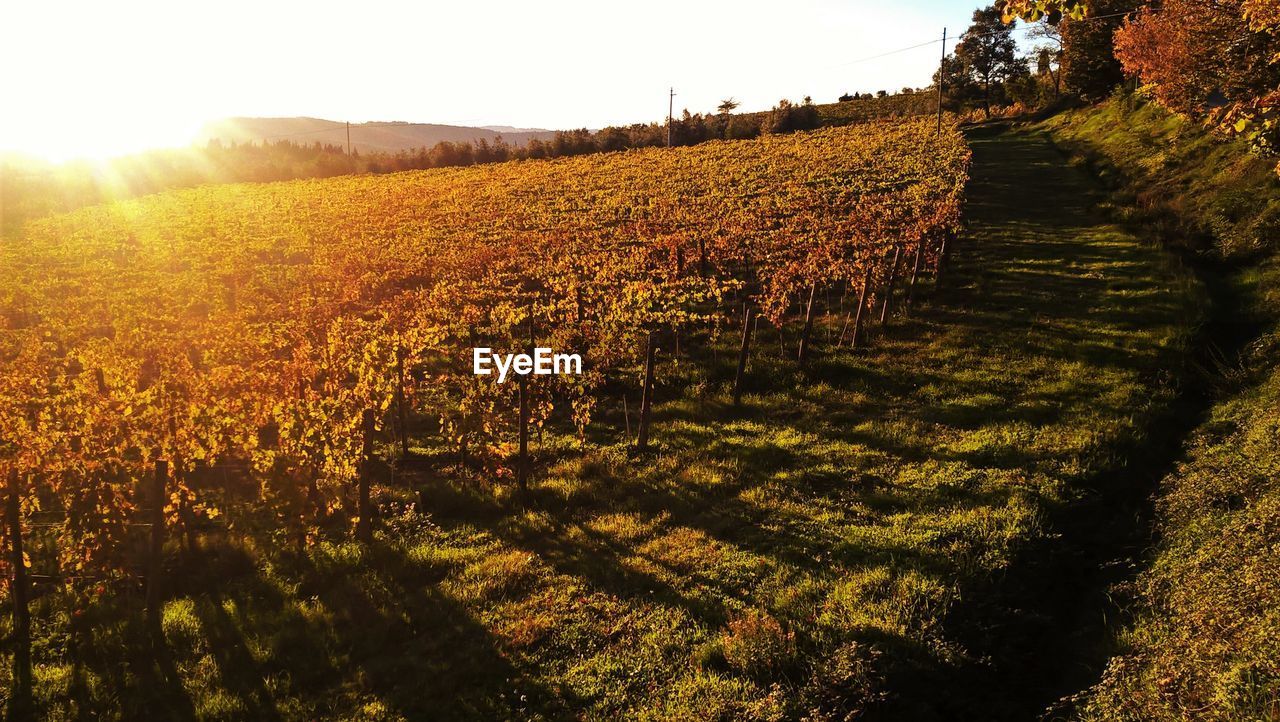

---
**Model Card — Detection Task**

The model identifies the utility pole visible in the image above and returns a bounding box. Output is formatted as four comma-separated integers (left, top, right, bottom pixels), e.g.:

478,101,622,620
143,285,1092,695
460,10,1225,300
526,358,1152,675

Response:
667,87,676,148
936,28,947,134
346,121,352,156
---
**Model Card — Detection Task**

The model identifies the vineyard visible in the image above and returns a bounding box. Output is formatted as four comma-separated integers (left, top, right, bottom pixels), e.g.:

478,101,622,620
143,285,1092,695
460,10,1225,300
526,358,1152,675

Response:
816,93,940,126
0,118,966,575
0,117,1196,719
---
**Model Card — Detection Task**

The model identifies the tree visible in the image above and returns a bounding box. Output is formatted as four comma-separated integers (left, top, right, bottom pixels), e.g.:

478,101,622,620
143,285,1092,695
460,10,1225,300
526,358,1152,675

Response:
762,99,819,134
955,6,1027,116
596,126,630,152
670,110,711,147
717,98,740,115
1027,19,1063,99
725,114,761,140
934,54,981,112
1006,71,1044,107
997,0,1088,23
1058,0,1128,102
1115,0,1280,114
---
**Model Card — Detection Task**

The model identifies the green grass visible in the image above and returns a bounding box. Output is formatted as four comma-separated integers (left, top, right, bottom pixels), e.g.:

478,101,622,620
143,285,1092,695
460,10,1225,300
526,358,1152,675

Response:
1038,95,1280,721
1041,94,1280,259
0,128,1196,720
1073,338,1280,722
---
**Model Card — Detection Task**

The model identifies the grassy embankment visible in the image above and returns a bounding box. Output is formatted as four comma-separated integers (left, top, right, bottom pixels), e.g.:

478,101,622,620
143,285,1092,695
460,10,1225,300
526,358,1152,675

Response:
1041,95,1280,720
0,125,1193,720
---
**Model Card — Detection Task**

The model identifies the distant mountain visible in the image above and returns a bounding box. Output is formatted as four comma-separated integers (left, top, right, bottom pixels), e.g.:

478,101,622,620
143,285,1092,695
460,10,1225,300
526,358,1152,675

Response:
196,117,558,154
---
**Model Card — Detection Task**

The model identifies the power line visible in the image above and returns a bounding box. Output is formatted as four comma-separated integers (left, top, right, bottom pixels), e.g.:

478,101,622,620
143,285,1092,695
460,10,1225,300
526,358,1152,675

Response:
831,38,947,68
828,7,1139,70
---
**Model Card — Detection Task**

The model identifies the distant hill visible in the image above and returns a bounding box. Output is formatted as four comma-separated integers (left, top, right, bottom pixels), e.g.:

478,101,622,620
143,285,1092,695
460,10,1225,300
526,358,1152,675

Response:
481,125,559,134
196,117,558,153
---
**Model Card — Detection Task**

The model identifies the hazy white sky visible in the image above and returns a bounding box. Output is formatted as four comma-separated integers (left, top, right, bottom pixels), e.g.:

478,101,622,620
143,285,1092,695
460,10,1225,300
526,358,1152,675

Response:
3,0,1027,160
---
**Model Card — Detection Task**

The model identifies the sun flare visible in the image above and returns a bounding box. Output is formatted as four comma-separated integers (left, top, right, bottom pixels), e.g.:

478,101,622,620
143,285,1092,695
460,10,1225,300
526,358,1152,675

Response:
5,114,204,163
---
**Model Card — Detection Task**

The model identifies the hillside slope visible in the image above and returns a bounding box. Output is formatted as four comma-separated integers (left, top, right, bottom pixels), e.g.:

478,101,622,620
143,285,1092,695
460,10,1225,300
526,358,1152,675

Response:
197,117,557,152
1038,97,1280,721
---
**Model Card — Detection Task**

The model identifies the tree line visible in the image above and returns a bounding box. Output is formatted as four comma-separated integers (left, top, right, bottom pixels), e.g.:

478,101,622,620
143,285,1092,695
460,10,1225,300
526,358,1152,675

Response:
982,0,1280,165
1,99,836,236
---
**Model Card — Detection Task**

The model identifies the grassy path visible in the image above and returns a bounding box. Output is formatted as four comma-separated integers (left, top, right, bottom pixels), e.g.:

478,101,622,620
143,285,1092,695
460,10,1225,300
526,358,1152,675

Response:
10,128,1197,722
1037,100,1280,721
941,125,1200,719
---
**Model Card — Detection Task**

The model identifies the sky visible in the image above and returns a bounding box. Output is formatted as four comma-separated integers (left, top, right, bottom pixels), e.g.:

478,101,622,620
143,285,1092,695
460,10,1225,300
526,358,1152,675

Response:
2,0,1032,161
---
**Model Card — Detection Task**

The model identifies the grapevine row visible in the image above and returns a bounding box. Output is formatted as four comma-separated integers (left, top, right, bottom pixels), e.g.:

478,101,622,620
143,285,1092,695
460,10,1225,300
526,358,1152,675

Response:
0,119,969,588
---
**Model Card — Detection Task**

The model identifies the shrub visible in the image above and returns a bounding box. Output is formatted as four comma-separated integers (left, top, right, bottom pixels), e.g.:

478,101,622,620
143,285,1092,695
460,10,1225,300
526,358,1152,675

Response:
720,610,796,678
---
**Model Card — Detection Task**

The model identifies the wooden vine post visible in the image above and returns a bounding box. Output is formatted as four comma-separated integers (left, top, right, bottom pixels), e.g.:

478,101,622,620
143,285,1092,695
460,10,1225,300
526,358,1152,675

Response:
636,331,657,451
356,409,375,543
850,268,873,349
733,305,755,406
395,344,409,459
936,231,953,289
517,376,530,490
905,238,925,310
620,398,632,447
146,459,167,623
6,469,31,707
797,284,818,365
167,414,196,558
459,326,477,471
178,468,197,558
517,302,535,491
880,245,902,325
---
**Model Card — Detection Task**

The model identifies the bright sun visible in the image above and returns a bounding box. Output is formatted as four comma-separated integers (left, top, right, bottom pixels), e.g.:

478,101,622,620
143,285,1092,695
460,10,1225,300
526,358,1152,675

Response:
6,114,205,164
1,2,216,164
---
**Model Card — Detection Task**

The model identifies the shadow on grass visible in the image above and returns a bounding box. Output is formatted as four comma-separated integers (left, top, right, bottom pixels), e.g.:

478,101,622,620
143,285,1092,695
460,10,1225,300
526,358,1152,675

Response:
19,129,1194,721
402,127,1191,720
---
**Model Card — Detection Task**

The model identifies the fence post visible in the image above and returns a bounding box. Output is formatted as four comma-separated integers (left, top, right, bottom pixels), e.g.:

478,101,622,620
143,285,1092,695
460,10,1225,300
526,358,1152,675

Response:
6,469,31,712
